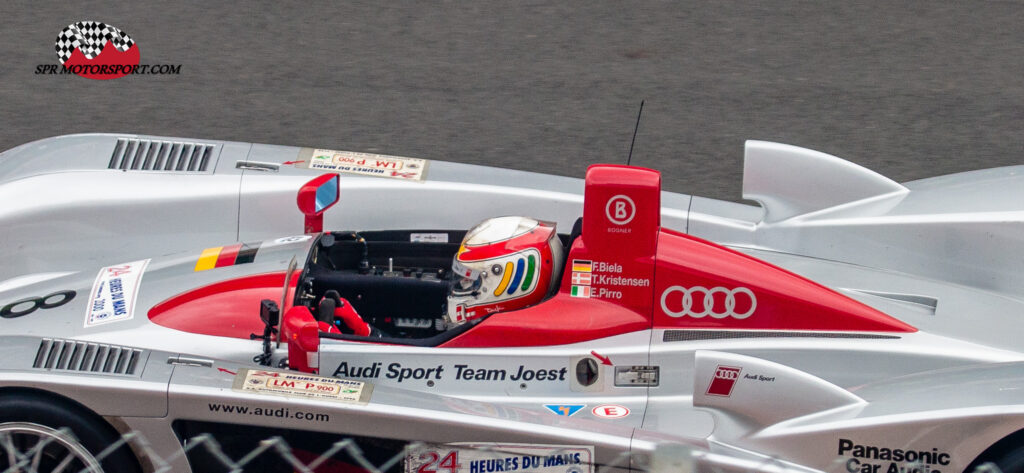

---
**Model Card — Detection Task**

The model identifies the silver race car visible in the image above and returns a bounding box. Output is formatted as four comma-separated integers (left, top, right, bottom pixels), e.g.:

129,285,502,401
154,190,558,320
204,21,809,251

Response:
1,134,1023,473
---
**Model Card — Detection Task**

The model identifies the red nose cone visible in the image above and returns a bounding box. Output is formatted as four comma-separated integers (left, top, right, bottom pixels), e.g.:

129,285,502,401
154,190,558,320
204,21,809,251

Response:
149,271,300,339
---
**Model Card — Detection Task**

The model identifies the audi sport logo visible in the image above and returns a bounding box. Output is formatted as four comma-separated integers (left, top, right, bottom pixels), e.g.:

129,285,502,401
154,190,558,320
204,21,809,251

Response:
660,285,757,319
605,195,636,225
715,367,739,379
706,365,742,396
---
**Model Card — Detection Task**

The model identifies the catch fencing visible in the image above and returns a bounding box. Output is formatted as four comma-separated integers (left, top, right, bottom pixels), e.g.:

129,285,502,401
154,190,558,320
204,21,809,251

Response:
0,427,829,473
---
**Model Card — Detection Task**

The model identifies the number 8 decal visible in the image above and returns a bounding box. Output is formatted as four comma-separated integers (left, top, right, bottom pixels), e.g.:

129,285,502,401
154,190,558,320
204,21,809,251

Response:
0,291,76,319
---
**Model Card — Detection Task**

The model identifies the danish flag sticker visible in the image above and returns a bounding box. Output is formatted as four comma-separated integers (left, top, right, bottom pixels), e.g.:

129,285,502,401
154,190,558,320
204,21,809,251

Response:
706,365,742,397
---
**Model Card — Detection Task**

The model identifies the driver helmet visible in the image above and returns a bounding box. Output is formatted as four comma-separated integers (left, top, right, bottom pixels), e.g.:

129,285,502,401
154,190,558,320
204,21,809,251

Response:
446,216,564,324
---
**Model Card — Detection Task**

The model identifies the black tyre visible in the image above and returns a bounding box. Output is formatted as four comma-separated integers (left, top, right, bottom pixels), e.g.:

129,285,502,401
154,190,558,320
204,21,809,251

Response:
992,447,1024,473
0,391,141,473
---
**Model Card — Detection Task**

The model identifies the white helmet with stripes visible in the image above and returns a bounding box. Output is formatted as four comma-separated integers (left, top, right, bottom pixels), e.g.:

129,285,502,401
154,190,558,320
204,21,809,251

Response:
446,216,563,325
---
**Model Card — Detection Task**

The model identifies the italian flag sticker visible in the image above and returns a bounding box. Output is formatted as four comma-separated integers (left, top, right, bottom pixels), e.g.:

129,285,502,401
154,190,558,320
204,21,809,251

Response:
571,285,591,298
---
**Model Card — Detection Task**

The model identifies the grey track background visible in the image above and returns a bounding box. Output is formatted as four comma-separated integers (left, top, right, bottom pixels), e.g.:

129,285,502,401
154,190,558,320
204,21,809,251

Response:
1,1,1021,201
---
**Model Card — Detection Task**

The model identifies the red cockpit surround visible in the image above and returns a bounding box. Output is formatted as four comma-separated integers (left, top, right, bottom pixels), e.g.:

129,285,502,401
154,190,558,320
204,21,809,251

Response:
148,271,301,339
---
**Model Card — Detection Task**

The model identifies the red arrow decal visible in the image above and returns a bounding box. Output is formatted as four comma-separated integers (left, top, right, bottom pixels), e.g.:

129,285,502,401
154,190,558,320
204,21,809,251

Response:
217,368,237,376
590,350,612,366
282,160,305,165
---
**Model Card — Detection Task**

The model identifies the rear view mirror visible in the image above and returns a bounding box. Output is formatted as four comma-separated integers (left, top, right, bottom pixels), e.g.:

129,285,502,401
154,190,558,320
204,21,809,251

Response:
297,174,340,233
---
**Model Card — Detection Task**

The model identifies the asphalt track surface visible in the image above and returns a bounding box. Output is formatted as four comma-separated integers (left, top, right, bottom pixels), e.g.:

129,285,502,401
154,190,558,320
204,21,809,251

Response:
1,1,1022,201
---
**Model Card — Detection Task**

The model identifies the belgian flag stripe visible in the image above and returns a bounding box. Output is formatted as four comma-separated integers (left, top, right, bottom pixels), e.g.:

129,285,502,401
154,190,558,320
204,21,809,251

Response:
195,247,221,271
195,241,263,272
235,242,261,264
215,243,243,268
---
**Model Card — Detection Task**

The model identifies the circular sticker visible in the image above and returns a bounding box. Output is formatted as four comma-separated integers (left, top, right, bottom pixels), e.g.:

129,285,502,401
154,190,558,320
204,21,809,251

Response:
592,404,630,419
605,195,636,225
274,235,313,244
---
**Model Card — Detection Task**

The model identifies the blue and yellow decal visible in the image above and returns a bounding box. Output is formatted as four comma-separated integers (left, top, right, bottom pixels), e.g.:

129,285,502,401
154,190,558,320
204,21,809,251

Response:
493,253,539,297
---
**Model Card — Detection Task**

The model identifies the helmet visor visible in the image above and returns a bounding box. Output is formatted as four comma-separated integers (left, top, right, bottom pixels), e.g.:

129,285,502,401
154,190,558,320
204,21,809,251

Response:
450,259,483,296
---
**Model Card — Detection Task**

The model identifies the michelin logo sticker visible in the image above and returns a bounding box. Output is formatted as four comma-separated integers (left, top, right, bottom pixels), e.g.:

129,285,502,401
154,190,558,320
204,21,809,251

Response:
405,443,594,473
85,259,150,327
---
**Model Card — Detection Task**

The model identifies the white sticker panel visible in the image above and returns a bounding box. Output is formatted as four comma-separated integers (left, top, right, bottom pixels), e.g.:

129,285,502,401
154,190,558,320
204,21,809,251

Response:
405,443,594,473
411,233,449,243
85,259,150,327
301,148,428,181
273,235,313,245
261,235,314,249
232,369,373,404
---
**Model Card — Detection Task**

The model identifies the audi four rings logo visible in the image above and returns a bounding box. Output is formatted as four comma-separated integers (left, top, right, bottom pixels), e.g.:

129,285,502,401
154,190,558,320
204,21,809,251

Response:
660,285,757,319
715,367,740,379
605,195,636,225
707,365,742,396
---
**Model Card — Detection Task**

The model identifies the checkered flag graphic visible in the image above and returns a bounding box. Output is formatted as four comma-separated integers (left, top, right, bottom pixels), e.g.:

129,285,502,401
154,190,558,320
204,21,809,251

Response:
54,21,135,64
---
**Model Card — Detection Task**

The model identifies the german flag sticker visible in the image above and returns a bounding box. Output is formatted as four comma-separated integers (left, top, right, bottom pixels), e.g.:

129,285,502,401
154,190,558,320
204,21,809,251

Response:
194,242,262,272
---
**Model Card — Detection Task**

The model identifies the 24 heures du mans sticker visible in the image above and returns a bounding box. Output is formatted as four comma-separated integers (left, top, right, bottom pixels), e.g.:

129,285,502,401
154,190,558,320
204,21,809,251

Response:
405,443,595,473
85,259,150,327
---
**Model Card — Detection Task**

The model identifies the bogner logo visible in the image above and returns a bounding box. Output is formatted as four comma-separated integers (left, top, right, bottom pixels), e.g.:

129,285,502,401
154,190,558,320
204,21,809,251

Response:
706,365,741,396
605,194,636,225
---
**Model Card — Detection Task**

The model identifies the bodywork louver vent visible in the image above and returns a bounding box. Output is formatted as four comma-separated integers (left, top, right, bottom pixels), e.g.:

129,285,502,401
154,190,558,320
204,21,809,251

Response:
109,138,216,172
33,338,145,376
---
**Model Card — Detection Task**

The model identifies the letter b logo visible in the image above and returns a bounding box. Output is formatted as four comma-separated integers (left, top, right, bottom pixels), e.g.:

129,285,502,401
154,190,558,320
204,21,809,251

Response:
615,201,627,219
605,195,636,225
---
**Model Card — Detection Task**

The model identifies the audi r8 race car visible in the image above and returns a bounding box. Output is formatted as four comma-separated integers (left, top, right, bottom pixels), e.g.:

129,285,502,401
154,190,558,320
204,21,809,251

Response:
1,133,1024,473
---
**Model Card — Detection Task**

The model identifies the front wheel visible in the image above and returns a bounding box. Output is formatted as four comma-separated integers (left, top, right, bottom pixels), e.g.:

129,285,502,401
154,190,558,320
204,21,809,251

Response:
0,392,140,473
992,447,1024,473
0,422,103,472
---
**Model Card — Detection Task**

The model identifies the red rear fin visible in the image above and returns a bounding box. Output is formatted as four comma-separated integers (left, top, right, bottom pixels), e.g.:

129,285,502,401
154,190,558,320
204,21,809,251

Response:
560,165,660,317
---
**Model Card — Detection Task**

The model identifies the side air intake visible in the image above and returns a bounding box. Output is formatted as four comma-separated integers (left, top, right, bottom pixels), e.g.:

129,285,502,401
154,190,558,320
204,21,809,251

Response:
33,338,145,376
109,138,216,172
